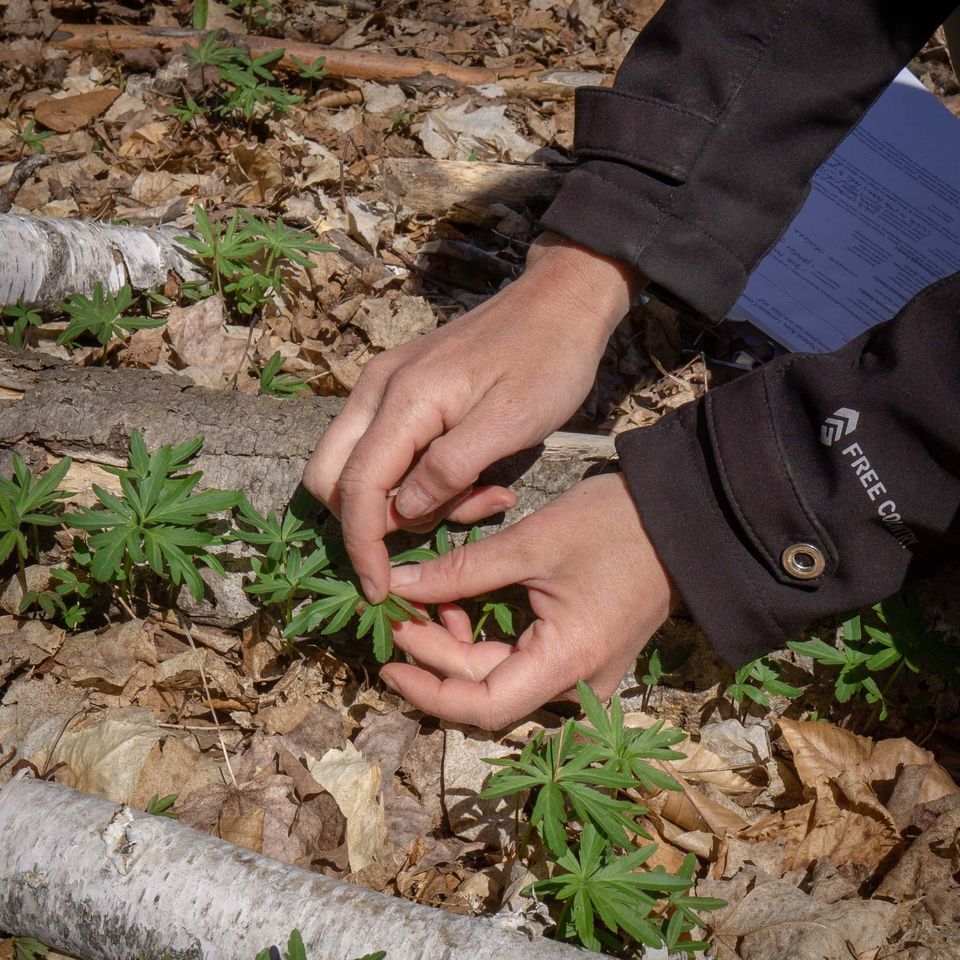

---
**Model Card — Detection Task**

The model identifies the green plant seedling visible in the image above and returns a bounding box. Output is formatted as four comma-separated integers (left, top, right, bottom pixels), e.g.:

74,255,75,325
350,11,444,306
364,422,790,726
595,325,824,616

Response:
527,823,694,953
179,207,333,318
259,351,311,398
69,431,241,604
482,716,648,857
146,793,179,818
291,55,329,83
726,655,802,716
283,581,420,662
13,937,49,960
789,594,958,722
1,299,43,347
19,570,92,629
168,94,205,125
227,0,274,31
17,119,54,155
576,682,686,794
186,32,246,73
0,453,72,591
57,283,166,362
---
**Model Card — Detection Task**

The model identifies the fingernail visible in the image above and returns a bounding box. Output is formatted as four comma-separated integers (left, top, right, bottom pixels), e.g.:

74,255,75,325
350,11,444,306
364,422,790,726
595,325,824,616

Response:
361,576,385,604
390,564,422,587
395,482,437,519
380,671,399,693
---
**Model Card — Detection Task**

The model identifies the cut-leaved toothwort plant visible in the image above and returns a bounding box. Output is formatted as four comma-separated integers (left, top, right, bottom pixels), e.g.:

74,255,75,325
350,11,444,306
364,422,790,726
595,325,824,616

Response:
0,453,72,595
234,492,422,660
68,431,241,609
482,682,721,954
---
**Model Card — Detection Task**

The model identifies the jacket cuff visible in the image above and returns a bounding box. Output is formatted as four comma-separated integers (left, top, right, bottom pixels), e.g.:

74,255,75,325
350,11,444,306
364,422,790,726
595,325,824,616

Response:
539,163,749,321
615,400,792,666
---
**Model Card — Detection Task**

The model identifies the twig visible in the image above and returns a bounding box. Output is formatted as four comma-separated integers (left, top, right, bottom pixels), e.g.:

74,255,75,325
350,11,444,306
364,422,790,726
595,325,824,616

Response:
177,612,238,788
0,154,52,214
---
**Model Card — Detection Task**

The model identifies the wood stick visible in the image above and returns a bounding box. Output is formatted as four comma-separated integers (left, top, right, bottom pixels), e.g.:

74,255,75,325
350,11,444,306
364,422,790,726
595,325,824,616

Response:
51,23,534,86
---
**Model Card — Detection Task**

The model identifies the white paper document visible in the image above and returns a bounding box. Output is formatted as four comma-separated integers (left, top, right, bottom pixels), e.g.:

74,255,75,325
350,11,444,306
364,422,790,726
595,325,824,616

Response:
728,70,960,352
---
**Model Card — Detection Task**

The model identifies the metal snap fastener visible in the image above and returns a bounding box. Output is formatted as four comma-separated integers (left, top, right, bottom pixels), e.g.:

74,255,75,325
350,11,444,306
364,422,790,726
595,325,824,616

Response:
781,543,826,580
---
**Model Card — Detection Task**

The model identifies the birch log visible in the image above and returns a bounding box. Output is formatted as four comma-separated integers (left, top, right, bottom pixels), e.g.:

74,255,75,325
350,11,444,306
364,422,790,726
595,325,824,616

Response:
0,774,585,960
0,213,201,308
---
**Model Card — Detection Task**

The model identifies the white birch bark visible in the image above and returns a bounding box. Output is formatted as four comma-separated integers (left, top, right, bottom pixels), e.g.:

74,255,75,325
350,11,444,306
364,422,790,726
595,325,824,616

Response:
0,774,585,960
0,213,201,308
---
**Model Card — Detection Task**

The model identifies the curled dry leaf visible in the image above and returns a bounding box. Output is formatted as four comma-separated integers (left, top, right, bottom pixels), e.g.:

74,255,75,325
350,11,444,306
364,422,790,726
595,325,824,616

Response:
49,716,163,803
307,740,387,873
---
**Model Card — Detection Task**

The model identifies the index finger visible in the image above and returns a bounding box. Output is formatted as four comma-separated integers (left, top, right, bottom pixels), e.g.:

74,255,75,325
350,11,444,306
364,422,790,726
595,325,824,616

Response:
338,402,445,601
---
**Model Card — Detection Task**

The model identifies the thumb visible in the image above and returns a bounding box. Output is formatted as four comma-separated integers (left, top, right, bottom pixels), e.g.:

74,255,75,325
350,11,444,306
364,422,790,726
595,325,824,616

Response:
389,530,530,603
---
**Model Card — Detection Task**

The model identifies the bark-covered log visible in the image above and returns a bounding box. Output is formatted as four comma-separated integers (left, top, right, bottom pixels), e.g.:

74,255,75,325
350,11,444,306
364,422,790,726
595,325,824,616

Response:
0,773,585,960
0,347,615,519
0,213,201,308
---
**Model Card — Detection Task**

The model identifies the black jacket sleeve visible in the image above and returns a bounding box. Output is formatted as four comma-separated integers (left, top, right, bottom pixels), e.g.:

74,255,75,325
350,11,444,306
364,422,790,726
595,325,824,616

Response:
541,0,960,665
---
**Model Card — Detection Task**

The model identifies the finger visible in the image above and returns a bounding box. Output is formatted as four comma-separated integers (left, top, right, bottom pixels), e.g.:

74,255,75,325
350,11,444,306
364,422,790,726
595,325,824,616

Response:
392,618,512,679
389,530,531,604
380,640,563,729
438,603,474,643
444,486,517,524
393,401,527,520
338,402,446,601
302,402,377,515
388,485,516,535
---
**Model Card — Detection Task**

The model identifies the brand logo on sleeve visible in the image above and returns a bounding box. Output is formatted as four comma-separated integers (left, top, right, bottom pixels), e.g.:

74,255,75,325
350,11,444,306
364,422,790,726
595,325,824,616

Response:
820,407,860,446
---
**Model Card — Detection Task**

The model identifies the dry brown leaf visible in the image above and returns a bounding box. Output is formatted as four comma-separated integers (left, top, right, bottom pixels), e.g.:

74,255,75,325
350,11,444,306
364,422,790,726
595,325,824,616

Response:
178,775,305,864
307,741,387,873
53,619,156,691
786,771,900,874
220,808,266,852
231,143,284,205
351,295,437,350
876,793,960,900
35,87,121,132
711,878,897,960
442,727,515,848
130,734,226,810
779,719,957,806
164,295,251,388
50,716,163,802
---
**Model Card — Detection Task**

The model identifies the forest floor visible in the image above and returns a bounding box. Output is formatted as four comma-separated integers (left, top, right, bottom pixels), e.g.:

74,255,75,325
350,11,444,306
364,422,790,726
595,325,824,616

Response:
2,1,960,959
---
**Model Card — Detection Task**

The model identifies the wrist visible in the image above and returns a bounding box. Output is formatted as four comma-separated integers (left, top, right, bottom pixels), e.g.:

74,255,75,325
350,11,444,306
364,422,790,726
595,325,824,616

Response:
526,233,646,336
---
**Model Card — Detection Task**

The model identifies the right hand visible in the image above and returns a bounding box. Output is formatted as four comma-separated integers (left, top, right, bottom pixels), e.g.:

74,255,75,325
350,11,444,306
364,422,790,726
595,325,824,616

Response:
302,234,643,602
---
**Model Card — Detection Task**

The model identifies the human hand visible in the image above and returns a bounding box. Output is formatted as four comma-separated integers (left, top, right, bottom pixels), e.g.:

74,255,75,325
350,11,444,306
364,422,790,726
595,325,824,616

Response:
302,235,644,603
379,473,676,729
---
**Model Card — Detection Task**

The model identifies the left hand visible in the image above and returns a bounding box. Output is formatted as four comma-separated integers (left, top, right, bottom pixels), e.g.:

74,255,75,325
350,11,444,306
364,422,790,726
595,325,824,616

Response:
380,473,677,729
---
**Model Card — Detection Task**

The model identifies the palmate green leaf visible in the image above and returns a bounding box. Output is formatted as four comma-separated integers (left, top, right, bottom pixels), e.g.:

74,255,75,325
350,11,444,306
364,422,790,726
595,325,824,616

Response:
68,432,239,601
529,824,694,952
284,929,307,960
576,682,685,794
357,594,421,662
284,578,360,638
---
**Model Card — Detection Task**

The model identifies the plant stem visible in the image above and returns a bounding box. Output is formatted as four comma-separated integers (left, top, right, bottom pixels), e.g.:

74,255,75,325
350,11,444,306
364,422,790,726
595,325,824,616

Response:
16,551,28,597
